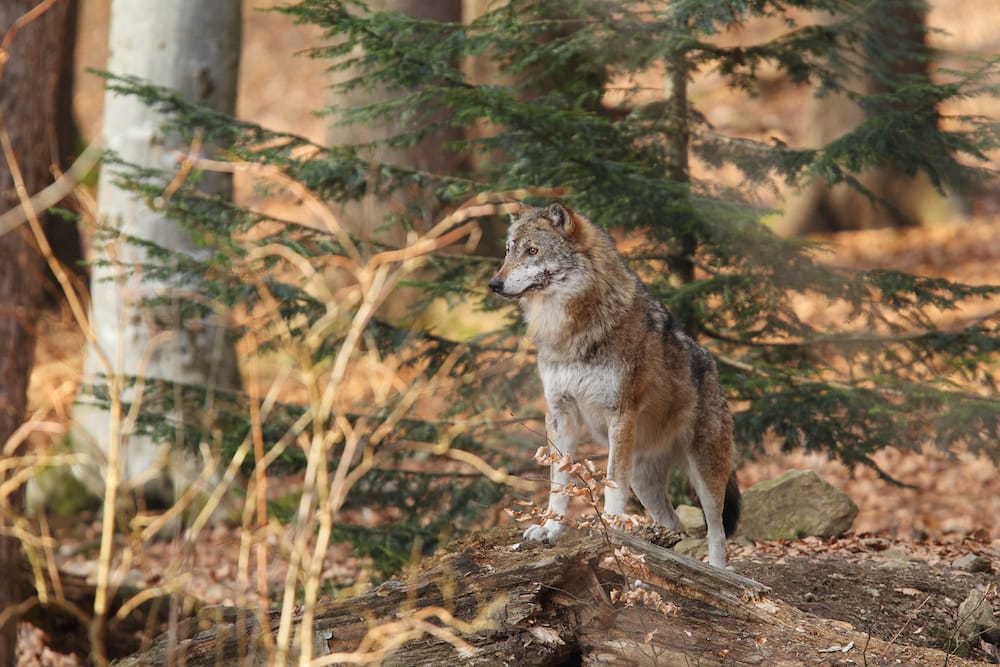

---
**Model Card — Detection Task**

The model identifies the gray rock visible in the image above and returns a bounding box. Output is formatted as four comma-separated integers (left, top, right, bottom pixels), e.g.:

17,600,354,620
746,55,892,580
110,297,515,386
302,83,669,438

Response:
672,537,708,560
952,554,993,573
676,504,706,537
737,469,858,541
875,558,912,571
956,585,1000,645
882,548,924,564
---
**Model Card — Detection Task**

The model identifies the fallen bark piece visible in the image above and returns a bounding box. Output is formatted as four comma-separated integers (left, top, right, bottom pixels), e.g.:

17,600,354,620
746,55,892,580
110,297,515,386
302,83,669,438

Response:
818,640,855,653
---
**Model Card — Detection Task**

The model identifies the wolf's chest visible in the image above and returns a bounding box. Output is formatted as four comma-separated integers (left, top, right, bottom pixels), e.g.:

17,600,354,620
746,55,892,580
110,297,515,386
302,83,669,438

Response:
539,359,623,413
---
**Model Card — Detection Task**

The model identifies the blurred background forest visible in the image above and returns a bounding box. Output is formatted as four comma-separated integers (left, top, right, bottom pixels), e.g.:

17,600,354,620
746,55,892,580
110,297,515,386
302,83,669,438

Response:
2,0,1000,663
59,0,1000,534
57,0,1000,538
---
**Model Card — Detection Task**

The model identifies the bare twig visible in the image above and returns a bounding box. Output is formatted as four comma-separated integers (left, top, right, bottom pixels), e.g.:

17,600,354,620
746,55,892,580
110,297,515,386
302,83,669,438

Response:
0,141,102,239
0,0,59,71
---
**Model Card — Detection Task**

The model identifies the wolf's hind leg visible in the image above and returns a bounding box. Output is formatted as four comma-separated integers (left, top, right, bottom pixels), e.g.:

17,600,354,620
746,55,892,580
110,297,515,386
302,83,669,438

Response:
631,454,681,531
686,455,729,568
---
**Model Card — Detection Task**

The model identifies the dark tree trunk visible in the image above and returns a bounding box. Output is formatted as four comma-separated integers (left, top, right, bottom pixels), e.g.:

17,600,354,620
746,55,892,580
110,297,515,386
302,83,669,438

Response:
326,0,465,246
0,1,77,663
777,0,949,235
42,0,87,305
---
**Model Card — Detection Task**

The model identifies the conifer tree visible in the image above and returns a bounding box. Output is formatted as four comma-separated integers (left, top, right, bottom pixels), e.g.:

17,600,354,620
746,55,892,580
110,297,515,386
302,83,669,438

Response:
96,0,999,568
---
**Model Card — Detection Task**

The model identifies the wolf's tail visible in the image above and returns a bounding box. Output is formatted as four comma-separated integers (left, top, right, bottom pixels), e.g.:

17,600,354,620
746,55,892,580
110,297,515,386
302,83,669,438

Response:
722,471,741,538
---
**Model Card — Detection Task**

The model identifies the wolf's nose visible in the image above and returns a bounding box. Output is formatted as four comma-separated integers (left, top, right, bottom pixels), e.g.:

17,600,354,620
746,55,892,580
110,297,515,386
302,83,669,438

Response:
488,275,504,293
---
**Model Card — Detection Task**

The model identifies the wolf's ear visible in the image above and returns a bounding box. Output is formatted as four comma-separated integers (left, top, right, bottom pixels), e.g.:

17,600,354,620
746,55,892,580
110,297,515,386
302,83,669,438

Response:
503,199,526,222
546,201,575,236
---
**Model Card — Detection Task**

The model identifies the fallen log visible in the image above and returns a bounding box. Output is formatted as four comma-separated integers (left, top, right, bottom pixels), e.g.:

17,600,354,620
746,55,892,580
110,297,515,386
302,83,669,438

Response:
113,528,991,666
16,559,178,659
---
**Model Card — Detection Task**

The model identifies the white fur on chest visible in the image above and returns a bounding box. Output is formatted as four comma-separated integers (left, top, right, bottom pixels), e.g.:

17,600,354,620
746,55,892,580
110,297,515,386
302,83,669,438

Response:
521,294,566,345
520,270,594,346
539,358,622,442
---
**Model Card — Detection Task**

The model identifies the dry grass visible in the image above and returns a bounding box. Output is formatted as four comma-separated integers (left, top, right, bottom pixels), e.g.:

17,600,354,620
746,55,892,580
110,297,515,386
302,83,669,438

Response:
5,137,543,663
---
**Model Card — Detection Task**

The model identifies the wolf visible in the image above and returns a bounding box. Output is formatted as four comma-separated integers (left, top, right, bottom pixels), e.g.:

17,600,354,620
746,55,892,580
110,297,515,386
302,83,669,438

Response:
489,201,740,568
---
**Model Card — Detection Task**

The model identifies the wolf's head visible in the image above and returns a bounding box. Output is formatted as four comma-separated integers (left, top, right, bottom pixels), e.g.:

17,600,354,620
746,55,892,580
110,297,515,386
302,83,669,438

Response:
488,201,584,300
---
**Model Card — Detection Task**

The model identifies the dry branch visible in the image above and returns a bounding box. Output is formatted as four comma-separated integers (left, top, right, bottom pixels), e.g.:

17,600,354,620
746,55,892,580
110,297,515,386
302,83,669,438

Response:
0,141,101,238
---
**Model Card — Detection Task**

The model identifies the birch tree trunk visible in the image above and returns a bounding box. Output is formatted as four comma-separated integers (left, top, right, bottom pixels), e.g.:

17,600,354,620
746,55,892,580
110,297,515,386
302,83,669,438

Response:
70,0,242,520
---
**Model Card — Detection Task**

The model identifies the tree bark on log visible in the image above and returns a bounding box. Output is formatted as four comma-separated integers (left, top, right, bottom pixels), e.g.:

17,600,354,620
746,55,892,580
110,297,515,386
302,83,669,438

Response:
113,528,986,666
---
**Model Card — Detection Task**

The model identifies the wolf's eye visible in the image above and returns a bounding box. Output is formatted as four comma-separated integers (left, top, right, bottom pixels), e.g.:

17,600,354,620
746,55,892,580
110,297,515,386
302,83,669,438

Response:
527,247,539,255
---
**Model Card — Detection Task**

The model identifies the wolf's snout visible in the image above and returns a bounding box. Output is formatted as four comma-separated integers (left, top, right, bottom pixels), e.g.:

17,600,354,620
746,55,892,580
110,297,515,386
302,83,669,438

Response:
488,275,505,293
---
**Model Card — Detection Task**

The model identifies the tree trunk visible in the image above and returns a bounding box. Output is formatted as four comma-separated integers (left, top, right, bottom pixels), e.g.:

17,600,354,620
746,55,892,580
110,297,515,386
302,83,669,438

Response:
776,0,956,235
323,0,466,330
326,0,465,247
663,12,699,334
0,0,76,663
42,0,88,306
69,0,242,518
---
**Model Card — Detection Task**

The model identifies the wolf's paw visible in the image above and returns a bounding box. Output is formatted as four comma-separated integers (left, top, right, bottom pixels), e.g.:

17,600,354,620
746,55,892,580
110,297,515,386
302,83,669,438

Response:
523,519,563,544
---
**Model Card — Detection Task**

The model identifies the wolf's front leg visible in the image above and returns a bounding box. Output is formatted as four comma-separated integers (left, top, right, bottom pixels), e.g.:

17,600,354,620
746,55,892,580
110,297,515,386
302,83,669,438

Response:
521,460,571,543
523,406,582,544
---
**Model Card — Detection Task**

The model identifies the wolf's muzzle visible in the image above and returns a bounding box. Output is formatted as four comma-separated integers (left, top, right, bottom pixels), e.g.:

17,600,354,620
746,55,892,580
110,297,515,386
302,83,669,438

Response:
488,275,505,293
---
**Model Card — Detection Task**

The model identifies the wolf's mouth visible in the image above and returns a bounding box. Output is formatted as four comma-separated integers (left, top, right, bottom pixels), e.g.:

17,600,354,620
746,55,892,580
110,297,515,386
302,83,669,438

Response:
498,283,542,299
490,271,553,299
